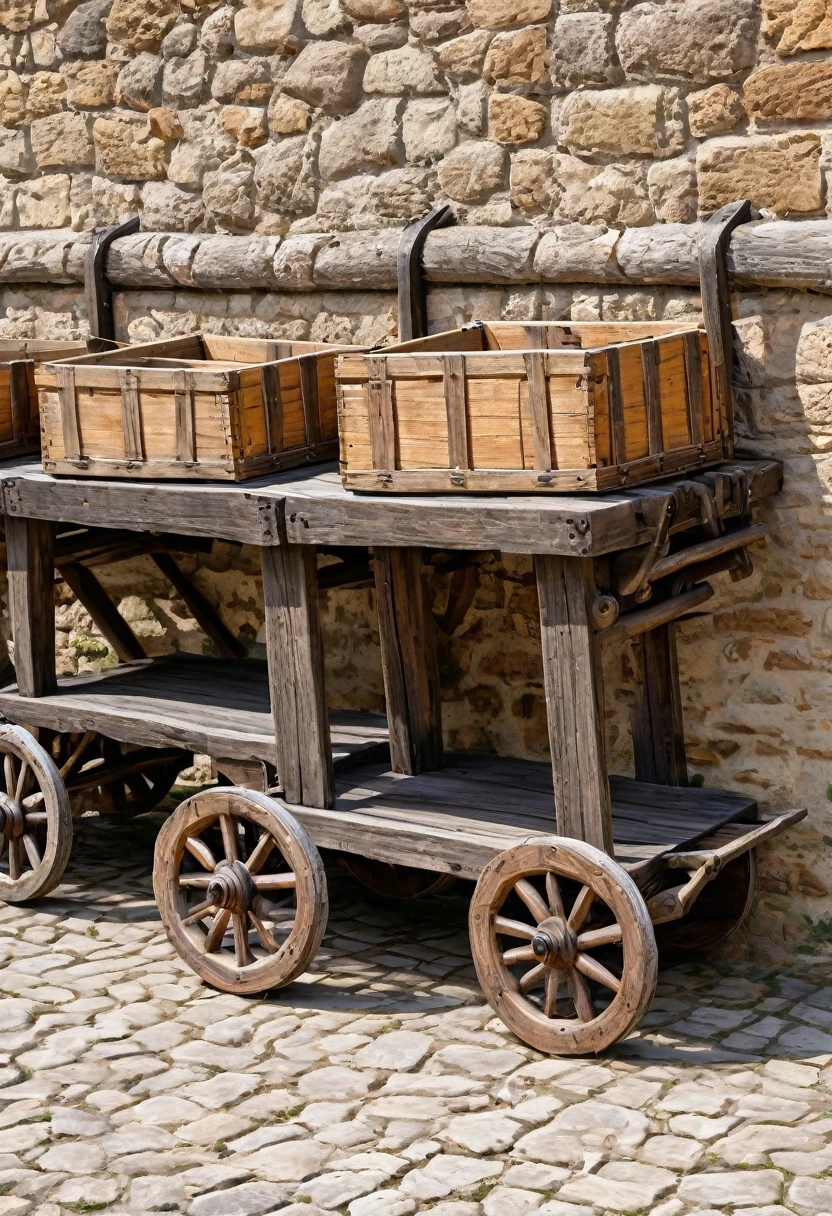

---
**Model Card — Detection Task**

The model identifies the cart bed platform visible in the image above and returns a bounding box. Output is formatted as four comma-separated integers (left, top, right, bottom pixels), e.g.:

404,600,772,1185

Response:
0,654,389,768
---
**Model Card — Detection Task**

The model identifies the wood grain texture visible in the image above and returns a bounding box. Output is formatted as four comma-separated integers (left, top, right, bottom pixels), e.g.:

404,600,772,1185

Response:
631,624,687,786
6,515,56,697
442,354,469,470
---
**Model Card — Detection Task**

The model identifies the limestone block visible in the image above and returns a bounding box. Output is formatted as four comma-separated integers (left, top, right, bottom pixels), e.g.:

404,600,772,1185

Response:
148,106,183,141
687,84,744,137
93,117,168,181
363,45,444,96
203,150,255,229
191,234,279,287
437,139,506,201
254,136,317,215
234,0,297,52
552,13,619,89
0,126,31,177
371,165,436,220
31,27,60,70
106,0,180,52
457,80,487,135
162,23,198,57
488,94,546,146
422,225,537,282
466,0,551,29
268,92,311,135
436,30,491,79
483,26,548,85
313,228,400,287
61,61,117,108
319,98,402,179
510,148,554,212
212,58,272,105
220,106,268,148
411,9,472,42
647,157,697,223
697,134,822,216
302,0,348,35
162,50,208,108
68,171,93,230
0,70,24,127
141,180,204,230
16,175,71,227
91,175,141,225
0,178,15,229
199,5,235,57
25,71,66,119
354,21,408,49
551,156,654,226
617,0,758,83
31,112,95,168
56,0,110,58
560,86,684,159
282,42,367,111
745,62,832,124
763,0,832,54
273,231,331,287
403,98,457,162
115,53,162,112
343,0,405,17
0,1,34,33
168,111,236,186
314,175,377,230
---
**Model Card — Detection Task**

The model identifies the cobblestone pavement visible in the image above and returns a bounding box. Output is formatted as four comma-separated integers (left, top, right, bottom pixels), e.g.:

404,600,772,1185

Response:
1,815,832,1216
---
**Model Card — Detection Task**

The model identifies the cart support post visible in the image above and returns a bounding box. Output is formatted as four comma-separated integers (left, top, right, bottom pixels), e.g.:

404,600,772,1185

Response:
535,554,613,854
631,623,688,786
261,543,334,808
374,546,443,775
7,516,56,698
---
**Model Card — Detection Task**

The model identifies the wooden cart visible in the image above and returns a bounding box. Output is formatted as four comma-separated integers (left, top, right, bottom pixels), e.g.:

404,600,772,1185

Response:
0,456,804,1054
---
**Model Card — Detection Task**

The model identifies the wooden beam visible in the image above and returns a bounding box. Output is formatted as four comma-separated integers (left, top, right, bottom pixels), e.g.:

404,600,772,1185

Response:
151,552,246,661
603,582,713,645
58,561,147,663
534,555,612,854
6,515,56,698
631,624,687,787
261,543,333,809
373,546,443,776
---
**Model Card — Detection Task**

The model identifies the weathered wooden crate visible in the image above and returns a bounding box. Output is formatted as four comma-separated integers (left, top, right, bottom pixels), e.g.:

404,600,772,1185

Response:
0,340,89,459
337,320,726,493
38,333,363,481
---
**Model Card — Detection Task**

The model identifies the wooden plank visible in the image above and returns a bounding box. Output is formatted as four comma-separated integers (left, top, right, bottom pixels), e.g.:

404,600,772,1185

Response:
684,330,705,446
535,555,612,853
8,361,30,443
118,368,143,462
151,551,246,660
631,624,687,786
261,543,333,808
367,357,395,471
604,582,713,644
56,365,80,461
606,348,625,467
174,371,196,464
442,354,469,470
524,352,552,470
58,561,146,663
261,362,283,455
6,515,56,697
373,546,442,775
298,354,321,448
641,341,663,456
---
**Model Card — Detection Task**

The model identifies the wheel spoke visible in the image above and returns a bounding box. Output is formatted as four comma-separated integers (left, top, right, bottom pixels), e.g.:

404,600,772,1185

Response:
567,967,594,1021
515,878,549,924
203,908,231,953
246,832,276,875
519,962,545,994
578,923,623,950
575,952,621,993
502,944,537,965
24,808,46,824
178,875,211,889
59,731,96,780
546,871,565,919
184,836,216,871
252,872,296,891
495,915,536,940
220,814,240,863
3,755,15,795
249,909,279,954
22,792,44,811
232,912,254,967
14,761,30,803
183,898,217,926
8,837,21,881
567,884,594,932
22,834,41,870
543,969,560,1017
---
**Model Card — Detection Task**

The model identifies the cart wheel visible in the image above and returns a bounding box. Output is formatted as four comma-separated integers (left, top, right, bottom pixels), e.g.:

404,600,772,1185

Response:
0,725,72,903
97,739,183,817
342,856,456,900
655,851,756,954
470,837,658,1056
153,787,328,995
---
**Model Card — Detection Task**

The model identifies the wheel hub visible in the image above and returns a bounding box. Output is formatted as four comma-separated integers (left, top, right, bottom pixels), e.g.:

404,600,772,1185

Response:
207,860,254,913
531,916,577,970
0,793,24,839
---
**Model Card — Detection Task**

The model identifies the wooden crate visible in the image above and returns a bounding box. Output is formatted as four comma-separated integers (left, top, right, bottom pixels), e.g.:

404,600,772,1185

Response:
337,320,726,493
38,333,364,482
0,339,89,459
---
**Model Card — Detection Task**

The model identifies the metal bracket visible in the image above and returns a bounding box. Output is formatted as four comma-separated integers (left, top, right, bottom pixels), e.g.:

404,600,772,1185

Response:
698,199,756,455
85,213,141,343
397,204,455,343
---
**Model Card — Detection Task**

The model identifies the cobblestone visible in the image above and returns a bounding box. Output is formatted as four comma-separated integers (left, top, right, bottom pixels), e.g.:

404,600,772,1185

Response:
0,815,831,1215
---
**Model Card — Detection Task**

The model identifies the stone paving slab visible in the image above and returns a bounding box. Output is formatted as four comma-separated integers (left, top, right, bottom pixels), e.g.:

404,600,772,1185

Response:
0,814,831,1216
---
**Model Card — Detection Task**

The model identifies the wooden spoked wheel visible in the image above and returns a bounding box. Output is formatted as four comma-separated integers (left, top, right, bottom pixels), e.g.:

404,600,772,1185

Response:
37,731,184,818
655,851,756,954
0,724,72,903
153,787,328,995
342,856,455,900
470,838,658,1055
